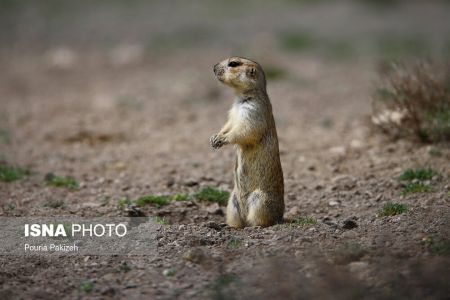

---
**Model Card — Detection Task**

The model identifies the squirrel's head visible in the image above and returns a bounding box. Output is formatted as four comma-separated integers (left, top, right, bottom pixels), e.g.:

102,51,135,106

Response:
213,57,266,93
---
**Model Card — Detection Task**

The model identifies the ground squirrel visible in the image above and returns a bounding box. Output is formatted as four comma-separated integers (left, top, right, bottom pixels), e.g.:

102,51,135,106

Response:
210,56,284,228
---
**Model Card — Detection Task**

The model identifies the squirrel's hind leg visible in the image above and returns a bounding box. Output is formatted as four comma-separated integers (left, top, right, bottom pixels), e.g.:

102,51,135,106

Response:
226,192,245,229
247,190,280,227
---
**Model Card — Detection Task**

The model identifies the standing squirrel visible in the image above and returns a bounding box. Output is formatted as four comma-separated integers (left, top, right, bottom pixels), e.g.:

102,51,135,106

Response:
210,57,284,228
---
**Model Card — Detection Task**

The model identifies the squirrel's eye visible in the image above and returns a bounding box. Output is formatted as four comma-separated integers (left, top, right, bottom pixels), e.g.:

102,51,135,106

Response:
228,61,242,68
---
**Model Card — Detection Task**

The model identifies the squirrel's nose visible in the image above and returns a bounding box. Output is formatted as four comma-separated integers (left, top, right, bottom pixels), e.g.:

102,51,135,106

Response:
213,63,219,74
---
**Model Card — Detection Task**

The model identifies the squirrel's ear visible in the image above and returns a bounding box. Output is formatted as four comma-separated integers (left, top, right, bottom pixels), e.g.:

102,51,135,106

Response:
246,67,257,79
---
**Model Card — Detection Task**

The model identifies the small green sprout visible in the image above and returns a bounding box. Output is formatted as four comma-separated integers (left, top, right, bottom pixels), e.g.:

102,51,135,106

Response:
227,238,241,249
79,281,94,293
45,173,79,189
402,182,431,195
155,216,170,225
0,164,27,182
163,268,177,277
134,195,171,208
399,168,439,181
379,203,408,217
293,217,317,227
118,262,131,273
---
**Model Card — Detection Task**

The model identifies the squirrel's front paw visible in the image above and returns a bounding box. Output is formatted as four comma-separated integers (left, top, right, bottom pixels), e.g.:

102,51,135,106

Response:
210,134,225,149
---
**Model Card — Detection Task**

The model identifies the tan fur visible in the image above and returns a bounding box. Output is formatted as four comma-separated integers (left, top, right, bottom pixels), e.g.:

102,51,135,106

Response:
210,57,284,228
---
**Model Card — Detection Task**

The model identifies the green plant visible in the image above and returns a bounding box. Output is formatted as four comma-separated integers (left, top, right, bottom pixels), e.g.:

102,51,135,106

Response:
293,217,317,227
227,238,241,249
422,236,450,256
79,281,94,293
117,197,132,209
379,203,408,217
399,168,439,181
155,216,170,225
163,268,177,277
0,164,27,182
402,182,431,195
430,239,450,256
118,193,190,209
118,262,131,273
372,61,450,143
45,174,79,189
194,187,230,205
3,203,16,212
134,195,171,208
171,193,190,201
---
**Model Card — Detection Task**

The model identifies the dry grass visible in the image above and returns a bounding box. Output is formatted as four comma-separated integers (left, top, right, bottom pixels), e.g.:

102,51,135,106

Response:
372,60,450,143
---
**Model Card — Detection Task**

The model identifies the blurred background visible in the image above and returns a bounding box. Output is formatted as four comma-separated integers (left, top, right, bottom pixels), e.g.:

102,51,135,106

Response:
1,1,450,299
1,0,450,58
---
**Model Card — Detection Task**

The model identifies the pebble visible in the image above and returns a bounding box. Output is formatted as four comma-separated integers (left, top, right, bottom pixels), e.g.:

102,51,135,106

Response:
322,217,338,228
328,199,340,206
184,180,198,187
206,203,223,215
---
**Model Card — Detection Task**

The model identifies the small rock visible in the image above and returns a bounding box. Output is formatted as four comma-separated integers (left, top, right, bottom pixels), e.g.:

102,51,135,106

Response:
125,204,145,217
206,203,224,215
184,180,198,187
375,194,383,202
322,217,338,228
328,199,340,206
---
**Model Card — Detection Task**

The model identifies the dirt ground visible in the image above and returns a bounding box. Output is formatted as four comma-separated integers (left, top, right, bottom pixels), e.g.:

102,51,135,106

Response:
1,1,450,299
